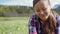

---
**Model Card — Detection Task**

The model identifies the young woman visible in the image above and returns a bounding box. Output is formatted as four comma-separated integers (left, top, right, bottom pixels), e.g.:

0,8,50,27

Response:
28,0,60,34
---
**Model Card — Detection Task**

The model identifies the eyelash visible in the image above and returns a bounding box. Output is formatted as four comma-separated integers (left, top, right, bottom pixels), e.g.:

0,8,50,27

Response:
37,8,47,12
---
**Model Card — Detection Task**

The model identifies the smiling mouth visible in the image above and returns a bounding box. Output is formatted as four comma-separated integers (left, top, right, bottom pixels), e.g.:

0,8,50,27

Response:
41,15,46,17
40,15,48,18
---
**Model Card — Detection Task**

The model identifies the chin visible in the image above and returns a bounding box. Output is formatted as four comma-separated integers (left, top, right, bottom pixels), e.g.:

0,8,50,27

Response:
41,16,49,21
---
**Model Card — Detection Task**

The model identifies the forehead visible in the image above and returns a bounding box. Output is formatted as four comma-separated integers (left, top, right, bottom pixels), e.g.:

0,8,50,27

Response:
34,1,50,9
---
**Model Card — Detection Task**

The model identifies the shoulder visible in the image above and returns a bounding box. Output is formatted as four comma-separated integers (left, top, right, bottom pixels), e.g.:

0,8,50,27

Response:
29,14,38,21
56,16,60,21
56,15,60,25
29,14,38,26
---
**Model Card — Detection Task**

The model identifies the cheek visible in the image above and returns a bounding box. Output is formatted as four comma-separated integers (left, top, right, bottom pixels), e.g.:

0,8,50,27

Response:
47,9,51,15
45,11,50,17
45,8,51,16
46,6,51,15
36,12,42,17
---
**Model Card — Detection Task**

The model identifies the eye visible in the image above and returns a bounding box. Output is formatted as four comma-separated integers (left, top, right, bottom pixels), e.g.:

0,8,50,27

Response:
36,9,40,12
42,8,47,11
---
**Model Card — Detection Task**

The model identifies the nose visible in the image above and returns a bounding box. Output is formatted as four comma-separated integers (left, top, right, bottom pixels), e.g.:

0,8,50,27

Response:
40,11,44,14
39,10,44,15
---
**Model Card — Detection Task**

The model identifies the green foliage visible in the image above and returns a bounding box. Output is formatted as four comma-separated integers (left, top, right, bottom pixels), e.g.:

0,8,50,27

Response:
0,5,33,17
0,17,29,34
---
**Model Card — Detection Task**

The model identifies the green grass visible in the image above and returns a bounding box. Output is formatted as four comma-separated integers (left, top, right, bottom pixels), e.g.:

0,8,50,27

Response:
0,17,29,34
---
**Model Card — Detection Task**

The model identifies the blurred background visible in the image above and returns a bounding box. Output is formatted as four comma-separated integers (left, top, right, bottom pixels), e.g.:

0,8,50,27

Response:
0,0,60,34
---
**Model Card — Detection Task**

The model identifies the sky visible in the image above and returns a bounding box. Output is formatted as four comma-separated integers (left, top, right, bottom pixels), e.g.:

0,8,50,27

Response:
0,0,60,7
0,0,33,7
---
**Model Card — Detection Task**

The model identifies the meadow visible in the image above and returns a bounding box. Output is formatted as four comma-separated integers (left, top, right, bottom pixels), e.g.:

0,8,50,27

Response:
0,17,29,34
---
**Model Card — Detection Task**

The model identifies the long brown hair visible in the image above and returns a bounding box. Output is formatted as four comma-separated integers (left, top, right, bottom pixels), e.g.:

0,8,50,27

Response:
33,0,50,7
43,11,57,34
33,0,57,34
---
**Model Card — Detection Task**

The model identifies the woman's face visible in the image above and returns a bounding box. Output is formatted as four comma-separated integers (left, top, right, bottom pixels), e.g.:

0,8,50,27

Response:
34,0,51,21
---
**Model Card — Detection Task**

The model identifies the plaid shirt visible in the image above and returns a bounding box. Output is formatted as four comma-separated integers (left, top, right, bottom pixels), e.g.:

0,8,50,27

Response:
28,14,60,34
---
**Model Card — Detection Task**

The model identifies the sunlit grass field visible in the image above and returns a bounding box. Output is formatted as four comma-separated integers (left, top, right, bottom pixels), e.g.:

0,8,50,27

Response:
0,17,29,34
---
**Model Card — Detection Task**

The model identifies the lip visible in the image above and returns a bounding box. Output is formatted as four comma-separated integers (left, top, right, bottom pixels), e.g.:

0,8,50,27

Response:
41,14,46,17
40,15,48,19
